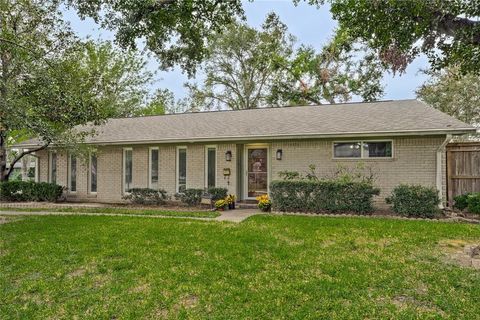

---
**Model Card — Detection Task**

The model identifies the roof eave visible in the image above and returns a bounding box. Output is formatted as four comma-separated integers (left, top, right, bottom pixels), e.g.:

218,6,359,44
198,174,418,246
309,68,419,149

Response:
12,128,477,148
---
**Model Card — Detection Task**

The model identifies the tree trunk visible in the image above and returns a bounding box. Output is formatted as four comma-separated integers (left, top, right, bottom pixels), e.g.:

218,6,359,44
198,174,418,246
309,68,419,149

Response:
21,153,29,181
0,132,7,182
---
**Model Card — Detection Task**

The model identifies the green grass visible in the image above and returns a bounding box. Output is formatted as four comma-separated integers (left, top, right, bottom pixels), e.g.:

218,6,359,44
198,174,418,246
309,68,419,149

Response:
1,215,479,319
0,206,220,218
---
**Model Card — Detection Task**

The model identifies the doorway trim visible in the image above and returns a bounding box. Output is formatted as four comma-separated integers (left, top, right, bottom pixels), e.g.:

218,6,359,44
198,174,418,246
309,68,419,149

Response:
243,144,270,200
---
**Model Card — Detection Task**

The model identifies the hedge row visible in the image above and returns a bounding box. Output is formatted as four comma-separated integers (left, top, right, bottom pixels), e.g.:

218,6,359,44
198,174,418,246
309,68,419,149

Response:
122,188,168,205
0,181,64,202
270,180,380,214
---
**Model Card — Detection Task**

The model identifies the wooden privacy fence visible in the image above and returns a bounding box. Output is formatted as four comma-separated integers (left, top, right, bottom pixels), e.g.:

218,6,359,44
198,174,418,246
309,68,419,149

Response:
447,142,480,206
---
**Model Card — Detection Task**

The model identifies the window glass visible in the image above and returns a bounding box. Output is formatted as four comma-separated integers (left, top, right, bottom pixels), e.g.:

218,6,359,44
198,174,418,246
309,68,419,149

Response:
178,148,187,193
90,155,97,193
207,148,216,188
150,149,159,189
124,149,132,192
50,152,57,183
363,141,392,158
70,155,77,192
333,142,361,158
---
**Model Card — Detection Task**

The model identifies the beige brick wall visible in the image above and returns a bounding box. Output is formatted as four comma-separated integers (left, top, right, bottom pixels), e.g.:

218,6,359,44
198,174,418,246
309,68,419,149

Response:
270,136,446,206
34,136,446,206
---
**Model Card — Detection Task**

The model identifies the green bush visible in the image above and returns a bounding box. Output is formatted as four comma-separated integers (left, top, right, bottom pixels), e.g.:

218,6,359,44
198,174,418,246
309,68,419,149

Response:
453,193,471,211
206,187,228,201
0,181,64,202
466,193,480,214
386,184,440,218
270,180,380,214
122,188,168,205
175,188,204,206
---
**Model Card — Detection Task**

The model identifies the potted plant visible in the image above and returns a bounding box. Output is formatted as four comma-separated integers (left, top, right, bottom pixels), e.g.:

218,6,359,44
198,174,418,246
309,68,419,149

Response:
215,199,227,211
226,194,236,209
256,194,272,212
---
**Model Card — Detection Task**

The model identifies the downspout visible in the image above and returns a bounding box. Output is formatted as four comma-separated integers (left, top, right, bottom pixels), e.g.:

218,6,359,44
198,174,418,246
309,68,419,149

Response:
436,134,452,209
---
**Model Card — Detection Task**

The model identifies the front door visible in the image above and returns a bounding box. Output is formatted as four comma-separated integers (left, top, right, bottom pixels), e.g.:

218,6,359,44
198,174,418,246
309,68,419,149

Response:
246,147,268,198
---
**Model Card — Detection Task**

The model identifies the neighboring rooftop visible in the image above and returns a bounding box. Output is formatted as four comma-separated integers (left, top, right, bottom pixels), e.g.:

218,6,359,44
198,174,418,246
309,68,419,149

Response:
20,99,476,146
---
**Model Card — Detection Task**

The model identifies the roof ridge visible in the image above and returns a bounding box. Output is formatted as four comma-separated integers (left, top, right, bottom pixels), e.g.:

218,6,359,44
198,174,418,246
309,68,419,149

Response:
111,99,410,121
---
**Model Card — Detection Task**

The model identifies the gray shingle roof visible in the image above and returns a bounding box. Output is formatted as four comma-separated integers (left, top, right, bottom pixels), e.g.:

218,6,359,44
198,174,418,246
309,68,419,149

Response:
20,100,476,146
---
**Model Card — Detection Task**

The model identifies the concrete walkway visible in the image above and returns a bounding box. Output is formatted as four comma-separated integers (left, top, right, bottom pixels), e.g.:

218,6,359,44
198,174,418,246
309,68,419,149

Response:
0,209,261,223
215,209,260,222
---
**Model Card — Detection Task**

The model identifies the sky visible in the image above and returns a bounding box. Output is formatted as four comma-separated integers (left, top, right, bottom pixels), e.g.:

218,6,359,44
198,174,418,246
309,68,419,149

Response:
64,0,430,103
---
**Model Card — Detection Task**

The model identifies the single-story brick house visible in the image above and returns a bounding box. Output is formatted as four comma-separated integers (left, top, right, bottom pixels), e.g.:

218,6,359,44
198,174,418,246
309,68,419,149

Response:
20,100,476,207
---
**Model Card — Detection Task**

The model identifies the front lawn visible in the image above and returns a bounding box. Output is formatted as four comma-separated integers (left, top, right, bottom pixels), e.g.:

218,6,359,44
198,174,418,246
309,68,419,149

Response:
0,206,219,218
1,215,479,319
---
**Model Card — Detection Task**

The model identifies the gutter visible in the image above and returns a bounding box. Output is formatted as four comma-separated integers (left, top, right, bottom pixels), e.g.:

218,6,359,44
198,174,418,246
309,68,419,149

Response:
13,128,477,148
437,134,452,209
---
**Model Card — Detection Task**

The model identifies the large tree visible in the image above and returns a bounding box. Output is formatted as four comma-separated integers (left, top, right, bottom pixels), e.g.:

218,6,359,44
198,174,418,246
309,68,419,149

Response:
417,67,480,127
0,1,157,181
269,30,384,105
183,14,384,110
311,0,480,74
183,13,295,110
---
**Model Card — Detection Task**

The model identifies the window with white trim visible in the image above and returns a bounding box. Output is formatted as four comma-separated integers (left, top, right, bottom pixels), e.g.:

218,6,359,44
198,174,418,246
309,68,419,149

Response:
69,154,77,192
333,141,392,158
89,154,97,193
123,148,133,192
149,147,159,189
177,147,187,193
205,146,216,188
49,152,57,184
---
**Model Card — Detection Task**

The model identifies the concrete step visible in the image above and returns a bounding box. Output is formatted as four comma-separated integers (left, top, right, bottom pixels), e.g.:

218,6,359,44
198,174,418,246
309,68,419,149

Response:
236,202,258,209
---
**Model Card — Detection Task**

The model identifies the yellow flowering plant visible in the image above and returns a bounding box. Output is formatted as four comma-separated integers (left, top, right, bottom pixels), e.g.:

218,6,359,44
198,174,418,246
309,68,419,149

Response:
256,194,272,212
215,199,227,210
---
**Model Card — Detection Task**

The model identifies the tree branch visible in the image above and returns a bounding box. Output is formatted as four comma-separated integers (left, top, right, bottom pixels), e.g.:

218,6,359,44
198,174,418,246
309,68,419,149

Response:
6,143,49,180
431,11,480,45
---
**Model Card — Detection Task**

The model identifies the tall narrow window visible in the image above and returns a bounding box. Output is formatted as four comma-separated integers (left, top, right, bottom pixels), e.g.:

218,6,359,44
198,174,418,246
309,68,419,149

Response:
90,154,97,193
123,148,133,192
206,147,216,188
69,154,77,192
149,147,159,189
177,147,187,193
49,152,57,184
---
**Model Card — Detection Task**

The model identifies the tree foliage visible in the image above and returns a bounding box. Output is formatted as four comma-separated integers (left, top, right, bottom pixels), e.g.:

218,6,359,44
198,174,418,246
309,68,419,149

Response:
184,13,295,110
0,0,157,181
66,0,245,76
184,14,384,110
309,0,480,74
417,67,480,127
269,30,384,105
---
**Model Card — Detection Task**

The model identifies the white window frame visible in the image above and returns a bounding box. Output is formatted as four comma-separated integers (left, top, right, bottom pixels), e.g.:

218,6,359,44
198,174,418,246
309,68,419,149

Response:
34,156,40,183
332,140,394,159
68,153,77,193
123,148,133,194
48,151,57,183
204,145,217,188
88,154,98,194
148,147,159,189
176,146,187,193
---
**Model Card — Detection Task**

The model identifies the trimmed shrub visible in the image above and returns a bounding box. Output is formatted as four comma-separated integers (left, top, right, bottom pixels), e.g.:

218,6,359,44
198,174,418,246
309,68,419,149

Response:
386,184,440,218
122,188,168,205
466,193,480,214
206,187,228,201
453,193,471,211
270,180,380,214
175,188,204,206
0,181,64,202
